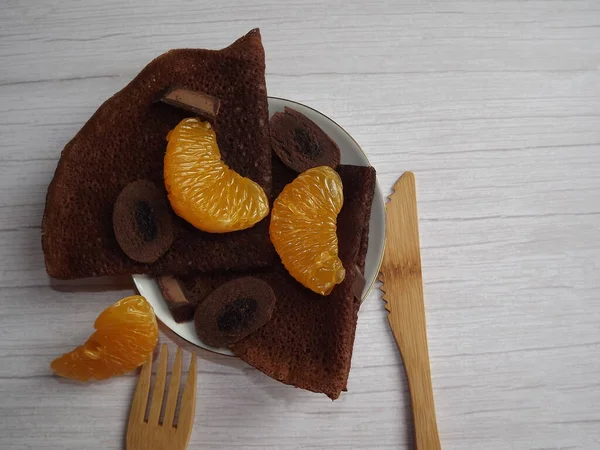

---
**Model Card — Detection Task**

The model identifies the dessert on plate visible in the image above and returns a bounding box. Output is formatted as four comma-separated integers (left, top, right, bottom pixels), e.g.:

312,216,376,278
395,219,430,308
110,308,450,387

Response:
43,29,377,400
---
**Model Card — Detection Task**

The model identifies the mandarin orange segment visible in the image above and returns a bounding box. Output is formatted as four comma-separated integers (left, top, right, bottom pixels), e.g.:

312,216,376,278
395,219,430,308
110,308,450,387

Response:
164,118,269,233
270,166,345,295
50,295,158,382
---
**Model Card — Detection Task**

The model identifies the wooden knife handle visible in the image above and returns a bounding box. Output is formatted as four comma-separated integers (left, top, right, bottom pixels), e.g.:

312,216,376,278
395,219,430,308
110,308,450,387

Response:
388,307,441,450
404,346,441,449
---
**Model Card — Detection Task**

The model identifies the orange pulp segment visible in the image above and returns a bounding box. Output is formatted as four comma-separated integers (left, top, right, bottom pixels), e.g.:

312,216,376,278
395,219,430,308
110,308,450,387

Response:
50,295,158,382
270,166,345,295
164,118,269,233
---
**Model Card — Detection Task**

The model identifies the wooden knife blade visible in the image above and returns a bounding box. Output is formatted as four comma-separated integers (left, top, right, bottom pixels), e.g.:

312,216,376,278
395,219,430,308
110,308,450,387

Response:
379,172,441,450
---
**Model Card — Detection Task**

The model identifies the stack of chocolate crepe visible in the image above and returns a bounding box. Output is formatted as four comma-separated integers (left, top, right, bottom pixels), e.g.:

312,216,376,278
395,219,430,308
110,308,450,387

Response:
42,29,376,399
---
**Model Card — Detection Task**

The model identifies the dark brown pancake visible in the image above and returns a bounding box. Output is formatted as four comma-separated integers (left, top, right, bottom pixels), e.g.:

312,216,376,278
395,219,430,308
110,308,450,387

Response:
180,163,377,399
42,29,274,279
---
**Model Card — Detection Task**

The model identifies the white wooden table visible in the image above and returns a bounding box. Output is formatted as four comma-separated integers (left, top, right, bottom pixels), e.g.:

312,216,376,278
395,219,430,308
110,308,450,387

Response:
1,1,599,449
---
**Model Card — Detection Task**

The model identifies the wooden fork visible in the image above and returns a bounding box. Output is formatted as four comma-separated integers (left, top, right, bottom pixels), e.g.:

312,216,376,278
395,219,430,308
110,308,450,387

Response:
126,344,197,450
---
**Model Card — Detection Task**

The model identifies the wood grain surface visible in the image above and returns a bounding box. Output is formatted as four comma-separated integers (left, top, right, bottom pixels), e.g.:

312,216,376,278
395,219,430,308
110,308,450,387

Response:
1,1,599,449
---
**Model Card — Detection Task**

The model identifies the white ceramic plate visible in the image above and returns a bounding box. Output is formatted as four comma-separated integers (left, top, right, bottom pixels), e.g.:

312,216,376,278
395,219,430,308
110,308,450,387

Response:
133,97,386,356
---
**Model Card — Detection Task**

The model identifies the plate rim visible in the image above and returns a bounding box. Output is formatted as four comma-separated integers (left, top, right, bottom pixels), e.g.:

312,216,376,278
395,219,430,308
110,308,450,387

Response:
133,96,386,356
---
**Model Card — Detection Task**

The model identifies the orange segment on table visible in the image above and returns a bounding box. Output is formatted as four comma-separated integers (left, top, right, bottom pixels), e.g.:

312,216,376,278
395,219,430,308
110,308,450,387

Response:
50,295,158,382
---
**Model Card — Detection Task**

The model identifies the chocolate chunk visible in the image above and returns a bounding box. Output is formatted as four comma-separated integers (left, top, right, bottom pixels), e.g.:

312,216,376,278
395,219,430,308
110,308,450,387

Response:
351,265,366,299
160,87,220,120
112,180,174,263
270,106,341,173
158,276,196,323
194,277,276,348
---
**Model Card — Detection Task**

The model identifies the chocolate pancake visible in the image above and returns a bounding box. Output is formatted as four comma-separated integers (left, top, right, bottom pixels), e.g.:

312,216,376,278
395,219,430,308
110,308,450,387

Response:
180,163,377,399
42,29,274,279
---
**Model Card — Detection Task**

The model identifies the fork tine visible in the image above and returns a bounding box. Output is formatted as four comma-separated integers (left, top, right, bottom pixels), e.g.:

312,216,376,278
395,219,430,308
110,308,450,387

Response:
147,344,168,425
176,352,197,438
127,351,153,428
163,346,183,427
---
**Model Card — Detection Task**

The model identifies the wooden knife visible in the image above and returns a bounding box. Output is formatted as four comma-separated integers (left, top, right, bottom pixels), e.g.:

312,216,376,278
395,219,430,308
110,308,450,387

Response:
379,172,441,450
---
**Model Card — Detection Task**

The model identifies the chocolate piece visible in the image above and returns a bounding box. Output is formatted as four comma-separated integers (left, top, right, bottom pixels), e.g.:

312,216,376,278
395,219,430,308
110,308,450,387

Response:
351,266,367,299
194,277,276,348
160,87,220,121
158,276,195,323
113,180,174,263
270,106,341,173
